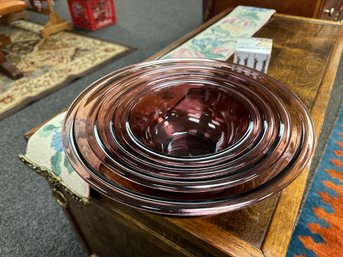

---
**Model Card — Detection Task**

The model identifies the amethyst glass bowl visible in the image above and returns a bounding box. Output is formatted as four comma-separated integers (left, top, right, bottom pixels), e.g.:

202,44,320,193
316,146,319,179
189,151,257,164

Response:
62,58,315,217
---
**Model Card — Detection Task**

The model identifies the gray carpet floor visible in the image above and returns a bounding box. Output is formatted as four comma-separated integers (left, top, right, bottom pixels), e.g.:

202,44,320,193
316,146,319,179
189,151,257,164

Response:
0,1,341,257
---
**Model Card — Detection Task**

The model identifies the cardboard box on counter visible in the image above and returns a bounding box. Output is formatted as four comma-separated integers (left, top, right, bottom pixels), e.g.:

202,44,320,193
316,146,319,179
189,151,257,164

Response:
233,37,273,73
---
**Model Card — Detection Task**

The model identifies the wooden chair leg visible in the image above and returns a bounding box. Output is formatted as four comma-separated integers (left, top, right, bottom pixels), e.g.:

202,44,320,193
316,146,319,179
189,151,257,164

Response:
40,1,72,39
0,35,11,47
0,51,23,80
41,12,72,39
0,61,24,80
0,11,29,25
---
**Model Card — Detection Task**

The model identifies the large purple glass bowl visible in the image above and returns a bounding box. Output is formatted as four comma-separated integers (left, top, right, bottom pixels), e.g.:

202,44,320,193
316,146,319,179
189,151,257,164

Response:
62,58,315,217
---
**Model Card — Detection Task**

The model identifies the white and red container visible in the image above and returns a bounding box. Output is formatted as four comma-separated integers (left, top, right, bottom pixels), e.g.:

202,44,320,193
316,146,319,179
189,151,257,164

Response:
67,0,116,30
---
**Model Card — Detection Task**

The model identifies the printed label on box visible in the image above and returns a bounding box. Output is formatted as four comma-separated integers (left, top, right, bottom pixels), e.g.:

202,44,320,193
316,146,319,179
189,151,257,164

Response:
233,37,272,73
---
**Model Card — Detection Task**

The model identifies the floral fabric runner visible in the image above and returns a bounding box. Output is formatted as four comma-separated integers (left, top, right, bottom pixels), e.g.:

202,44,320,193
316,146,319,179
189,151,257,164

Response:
21,112,89,198
162,6,275,60
21,6,275,199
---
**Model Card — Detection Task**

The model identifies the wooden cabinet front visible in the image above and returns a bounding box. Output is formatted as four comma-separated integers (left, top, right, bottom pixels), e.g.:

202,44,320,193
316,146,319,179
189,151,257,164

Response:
204,0,343,21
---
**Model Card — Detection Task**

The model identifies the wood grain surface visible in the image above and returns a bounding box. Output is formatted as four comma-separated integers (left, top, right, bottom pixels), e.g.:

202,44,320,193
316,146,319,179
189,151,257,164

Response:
205,196,279,248
262,19,343,257
0,0,27,16
256,15,341,109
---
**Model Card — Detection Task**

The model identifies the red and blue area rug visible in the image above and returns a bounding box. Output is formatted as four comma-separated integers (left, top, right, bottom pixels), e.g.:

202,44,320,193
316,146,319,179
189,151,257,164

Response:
287,104,343,257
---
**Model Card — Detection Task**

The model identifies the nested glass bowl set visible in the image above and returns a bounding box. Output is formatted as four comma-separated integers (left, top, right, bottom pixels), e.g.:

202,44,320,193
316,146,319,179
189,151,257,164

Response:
62,59,315,217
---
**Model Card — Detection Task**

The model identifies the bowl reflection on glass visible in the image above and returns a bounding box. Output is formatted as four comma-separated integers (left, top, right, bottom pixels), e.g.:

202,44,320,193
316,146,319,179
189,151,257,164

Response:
62,58,315,217
129,84,251,157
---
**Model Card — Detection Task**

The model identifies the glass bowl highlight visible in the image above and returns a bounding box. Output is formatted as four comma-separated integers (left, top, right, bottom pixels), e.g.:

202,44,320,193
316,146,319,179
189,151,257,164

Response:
62,58,315,216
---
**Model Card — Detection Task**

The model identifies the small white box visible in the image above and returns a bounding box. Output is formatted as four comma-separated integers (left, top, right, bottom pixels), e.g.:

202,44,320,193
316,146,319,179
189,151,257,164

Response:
233,37,273,73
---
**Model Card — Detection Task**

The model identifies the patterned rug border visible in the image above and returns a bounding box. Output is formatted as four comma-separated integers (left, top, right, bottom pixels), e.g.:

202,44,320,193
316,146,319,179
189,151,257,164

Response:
287,101,343,256
0,21,135,120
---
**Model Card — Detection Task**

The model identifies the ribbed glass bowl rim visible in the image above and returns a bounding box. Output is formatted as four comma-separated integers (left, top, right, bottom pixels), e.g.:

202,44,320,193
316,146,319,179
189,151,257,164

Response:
62,58,315,216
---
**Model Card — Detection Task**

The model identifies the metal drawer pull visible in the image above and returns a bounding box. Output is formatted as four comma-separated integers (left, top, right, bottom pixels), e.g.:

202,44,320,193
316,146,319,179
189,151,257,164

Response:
52,188,68,208
324,7,335,16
